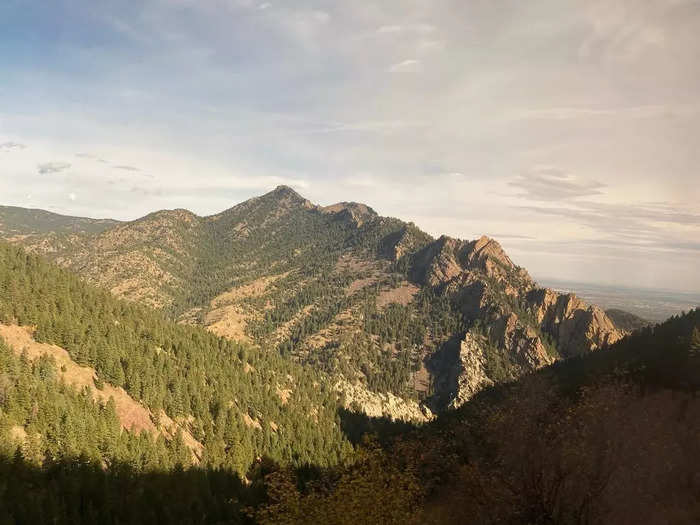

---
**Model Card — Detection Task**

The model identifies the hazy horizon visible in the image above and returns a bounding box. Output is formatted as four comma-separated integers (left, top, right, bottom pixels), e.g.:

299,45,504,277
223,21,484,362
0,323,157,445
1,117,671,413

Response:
2,0,699,292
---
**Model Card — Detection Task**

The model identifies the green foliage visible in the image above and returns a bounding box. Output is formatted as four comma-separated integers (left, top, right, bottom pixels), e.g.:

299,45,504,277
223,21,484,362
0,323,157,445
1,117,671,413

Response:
0,242,353,475
0,338,182,470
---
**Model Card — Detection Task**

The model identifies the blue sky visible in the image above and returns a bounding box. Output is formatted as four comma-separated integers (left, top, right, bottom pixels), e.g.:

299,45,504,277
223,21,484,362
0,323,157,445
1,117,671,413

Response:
1,0,699,291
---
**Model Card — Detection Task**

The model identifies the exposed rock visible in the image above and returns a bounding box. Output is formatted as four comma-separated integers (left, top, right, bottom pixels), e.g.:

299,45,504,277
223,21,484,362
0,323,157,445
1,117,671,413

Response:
379,223,434,262
322,202,377,227
528,288,624,357
1,188,626,417
411,236,463,288
335,379,433,423
448,332,494,408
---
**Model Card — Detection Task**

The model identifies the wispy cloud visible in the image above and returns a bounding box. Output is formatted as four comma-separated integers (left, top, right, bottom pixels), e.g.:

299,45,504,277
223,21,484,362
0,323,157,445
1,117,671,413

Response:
113,165,141,172
377,24,435,34
75,153,108,163
514,104,700,121
387,59,422,73
37,162,71,175
509,168,605,201
0,142,26,151
1,0,699,290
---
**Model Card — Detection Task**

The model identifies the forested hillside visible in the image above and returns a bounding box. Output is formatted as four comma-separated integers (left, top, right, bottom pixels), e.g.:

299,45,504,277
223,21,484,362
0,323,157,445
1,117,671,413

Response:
0,242,354,477
2,187,625,416
1,260,696,524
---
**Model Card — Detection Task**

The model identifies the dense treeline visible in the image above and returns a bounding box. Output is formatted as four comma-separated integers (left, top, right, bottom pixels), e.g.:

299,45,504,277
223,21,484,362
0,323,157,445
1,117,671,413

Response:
0,242,353,475
0,339,190,470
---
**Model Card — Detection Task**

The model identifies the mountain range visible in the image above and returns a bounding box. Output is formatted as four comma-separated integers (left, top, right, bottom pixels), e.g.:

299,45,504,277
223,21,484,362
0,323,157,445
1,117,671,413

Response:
0,187,697,523
1,186,624,418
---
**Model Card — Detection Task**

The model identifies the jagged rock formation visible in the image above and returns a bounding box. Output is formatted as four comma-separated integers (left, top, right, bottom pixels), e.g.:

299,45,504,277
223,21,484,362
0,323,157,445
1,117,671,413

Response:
1,186,624,414
407,233,623,407
335,379,433,423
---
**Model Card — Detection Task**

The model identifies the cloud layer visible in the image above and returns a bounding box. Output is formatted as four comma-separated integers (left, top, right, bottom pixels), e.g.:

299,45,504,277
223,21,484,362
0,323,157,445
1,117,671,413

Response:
37,162,71,175
0,0,699,291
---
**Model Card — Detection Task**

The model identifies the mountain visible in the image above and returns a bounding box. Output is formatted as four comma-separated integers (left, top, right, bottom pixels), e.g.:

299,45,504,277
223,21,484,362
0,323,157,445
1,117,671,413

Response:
0,191,696,524
1,268,696,524
606,308,652,332
0,205,119,236
1,186,623,415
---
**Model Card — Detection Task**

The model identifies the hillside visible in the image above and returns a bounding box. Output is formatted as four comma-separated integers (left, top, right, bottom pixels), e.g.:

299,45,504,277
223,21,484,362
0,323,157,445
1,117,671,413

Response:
0,242,355,476
2,187,624,414
606,308,652,332
0,205,119,236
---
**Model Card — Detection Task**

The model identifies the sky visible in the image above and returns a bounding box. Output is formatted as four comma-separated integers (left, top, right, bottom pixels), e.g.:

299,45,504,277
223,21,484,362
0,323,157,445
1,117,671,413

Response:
1,0,699,292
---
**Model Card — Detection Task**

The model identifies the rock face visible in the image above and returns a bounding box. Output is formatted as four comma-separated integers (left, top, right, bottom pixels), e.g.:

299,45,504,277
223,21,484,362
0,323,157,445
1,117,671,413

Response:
429,332,495,410
411,234,624,408
335,379,433,423
321,202,377,227
528,289,624,357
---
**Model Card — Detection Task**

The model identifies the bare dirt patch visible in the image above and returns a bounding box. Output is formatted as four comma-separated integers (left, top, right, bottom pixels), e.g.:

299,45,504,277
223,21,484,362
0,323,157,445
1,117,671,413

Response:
158,411,204,461
206,305,252,343
413,361,431,395
346,277,377,296
303,307,359,350
206,273,291,342
211,272,289,308
335,254,375,274
376,282,420,309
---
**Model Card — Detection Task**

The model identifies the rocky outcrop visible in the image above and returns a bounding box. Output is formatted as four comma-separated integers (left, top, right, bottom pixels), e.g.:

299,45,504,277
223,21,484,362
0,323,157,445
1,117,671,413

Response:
2,188,626,416
410,234,623,407
321,202,377,227
380,223,434,262
411,236,464,288
335,379,433,423
528,288,624,357
445,332,495,409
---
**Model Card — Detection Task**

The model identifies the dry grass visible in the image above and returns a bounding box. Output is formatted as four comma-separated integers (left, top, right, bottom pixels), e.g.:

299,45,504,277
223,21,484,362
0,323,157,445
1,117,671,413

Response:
206,305,252,342
346,277,377,296
205,272,291,342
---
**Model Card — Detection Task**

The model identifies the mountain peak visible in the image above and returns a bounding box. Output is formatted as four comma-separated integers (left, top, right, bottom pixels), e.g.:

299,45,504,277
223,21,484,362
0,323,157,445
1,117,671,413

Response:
263,185,315,209
272,184,299,194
